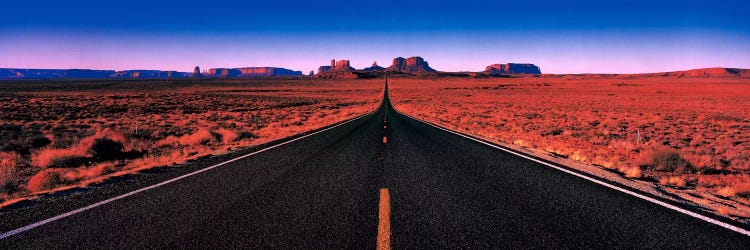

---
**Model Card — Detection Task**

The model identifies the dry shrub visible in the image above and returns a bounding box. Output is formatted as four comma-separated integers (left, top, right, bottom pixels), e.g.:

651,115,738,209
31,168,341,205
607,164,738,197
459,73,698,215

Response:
716,186,736,198
156,136,179,147
1,152,22,195
712,175,750,198
716,206,731,216
156,129,217,147
179,129,213,146
31,147,87,168
27,168,69,193
235,131,258,141
24,163,115,193
638,146,695,173
570,151,587,162
70,163,117,181
127,150,184,170
697,175,723,188
593,156,617,169
659,176,686,187
78,129,129,152
88,138,124,161
620,166,642,178
0,152,21,169
215,128,238,143
31,129,128,168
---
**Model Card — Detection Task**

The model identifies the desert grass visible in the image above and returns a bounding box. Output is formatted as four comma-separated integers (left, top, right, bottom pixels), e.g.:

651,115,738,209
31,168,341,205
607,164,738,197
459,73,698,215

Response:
389,76,750,207
0,78,382,203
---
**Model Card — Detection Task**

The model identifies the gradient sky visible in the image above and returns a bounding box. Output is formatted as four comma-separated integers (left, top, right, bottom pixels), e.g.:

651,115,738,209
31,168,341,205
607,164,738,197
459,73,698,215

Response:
2,0,749,74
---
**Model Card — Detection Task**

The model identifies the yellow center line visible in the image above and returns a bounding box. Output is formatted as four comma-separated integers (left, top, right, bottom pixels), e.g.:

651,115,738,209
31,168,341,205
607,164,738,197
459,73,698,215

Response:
377,188,391,250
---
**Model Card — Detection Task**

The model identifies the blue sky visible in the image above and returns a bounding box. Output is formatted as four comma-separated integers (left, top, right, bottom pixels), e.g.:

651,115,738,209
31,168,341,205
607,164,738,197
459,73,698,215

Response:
2,0,749,73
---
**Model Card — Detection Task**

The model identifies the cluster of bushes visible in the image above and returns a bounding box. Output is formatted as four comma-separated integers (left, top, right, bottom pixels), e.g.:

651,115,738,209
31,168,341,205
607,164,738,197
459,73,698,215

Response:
0,79,384,203
389,77,750,204
0,127,248,199
637,146,696,174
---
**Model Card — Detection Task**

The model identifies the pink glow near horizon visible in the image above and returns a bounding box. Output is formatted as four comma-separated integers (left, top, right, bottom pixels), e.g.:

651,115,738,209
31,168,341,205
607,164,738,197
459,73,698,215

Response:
2,31,749,74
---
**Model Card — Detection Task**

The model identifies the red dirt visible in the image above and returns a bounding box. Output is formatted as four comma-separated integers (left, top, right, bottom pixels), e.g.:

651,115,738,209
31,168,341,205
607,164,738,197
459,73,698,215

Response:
389,76,750,211
0,78,382,203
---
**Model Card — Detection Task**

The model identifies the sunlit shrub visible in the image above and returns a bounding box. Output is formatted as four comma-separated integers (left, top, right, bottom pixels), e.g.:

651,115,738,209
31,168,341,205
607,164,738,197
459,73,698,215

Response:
179,129,213,146
619,166,642,178
27,169,69,193
32,148,87,168
0,152,22,195
716,186,736,198
659,176,686,188
638,147,695,173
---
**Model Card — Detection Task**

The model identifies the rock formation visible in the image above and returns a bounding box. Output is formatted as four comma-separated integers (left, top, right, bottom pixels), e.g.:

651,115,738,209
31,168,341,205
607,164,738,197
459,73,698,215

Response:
333,60,354,71
318,66,332,74
193,66,202,77
386,57,436,73
317,59,355,75
111,70,188,78
485,63,541,74
206,67,303,77
0,69,115,79
364,61,385,71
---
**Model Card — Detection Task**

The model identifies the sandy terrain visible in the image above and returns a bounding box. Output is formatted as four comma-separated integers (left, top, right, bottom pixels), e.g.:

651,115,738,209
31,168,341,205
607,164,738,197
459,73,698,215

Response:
389,76,750,221
0,78,382,205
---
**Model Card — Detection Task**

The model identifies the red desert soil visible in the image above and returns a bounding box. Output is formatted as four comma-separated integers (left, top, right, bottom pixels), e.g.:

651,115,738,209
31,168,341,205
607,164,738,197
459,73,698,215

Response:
389,76,750,220
0,78,382,205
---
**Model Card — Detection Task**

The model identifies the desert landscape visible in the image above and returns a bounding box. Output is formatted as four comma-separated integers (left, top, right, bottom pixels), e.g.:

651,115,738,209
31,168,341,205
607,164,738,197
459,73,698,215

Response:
4,0,750,247
389,74,750,219
0,78,382,205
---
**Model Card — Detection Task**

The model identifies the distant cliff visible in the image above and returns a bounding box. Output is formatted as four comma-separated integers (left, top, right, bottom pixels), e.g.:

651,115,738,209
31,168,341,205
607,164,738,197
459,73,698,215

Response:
0,68,116,79
363,61,385,71
386,57,436,73
547,68,750,78
0,68,192,79
111,70,189,78
485,63,541,74
0,67,303,79
206,67,303,77
650,68,750,78
318,60,354,75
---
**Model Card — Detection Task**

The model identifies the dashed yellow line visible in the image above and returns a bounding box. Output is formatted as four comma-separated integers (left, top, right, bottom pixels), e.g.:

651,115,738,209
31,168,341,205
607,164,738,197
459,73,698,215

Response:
377,188,391,250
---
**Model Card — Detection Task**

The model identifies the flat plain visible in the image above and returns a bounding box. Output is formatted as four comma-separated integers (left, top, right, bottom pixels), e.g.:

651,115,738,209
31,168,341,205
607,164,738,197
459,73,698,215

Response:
0,78,382,204
389,76,750,219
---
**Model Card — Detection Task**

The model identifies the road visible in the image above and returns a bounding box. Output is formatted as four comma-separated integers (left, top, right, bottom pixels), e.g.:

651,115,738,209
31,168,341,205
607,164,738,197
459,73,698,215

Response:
2,79,750,248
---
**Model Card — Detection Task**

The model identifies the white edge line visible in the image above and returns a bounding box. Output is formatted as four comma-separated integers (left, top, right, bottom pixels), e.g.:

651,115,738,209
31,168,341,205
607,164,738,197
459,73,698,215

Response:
394,108,750,237
0,109,378,240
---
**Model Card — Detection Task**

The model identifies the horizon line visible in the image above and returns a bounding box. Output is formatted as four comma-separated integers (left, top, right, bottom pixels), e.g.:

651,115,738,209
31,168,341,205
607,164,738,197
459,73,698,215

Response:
1,65,748,75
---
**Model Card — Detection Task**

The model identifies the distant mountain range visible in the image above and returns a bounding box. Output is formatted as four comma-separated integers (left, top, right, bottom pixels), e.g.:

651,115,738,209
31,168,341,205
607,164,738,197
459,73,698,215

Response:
548,67,750,78
1,62,748,80
0,67,303,79
204,67,303,77
627,67,750,78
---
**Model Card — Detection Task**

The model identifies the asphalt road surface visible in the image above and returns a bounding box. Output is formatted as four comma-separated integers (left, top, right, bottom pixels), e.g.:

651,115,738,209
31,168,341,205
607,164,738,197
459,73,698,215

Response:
2,79,749,249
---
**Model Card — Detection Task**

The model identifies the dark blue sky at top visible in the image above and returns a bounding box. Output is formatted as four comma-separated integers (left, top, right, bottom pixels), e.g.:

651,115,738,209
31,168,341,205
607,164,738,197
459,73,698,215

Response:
4,0,747,33
2,0,749,73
